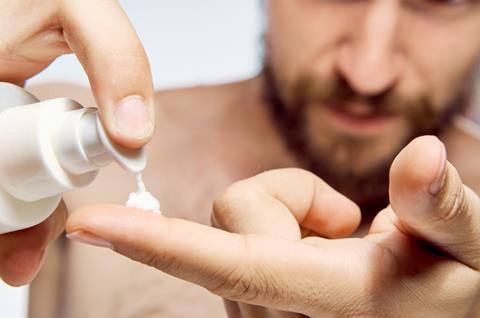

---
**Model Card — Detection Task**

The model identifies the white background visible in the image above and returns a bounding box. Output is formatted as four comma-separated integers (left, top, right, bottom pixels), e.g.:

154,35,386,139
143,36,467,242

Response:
0,1,262,317
31,0,263,89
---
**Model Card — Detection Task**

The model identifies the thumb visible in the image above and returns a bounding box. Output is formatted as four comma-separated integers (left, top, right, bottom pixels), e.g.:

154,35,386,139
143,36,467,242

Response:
390,135,480,269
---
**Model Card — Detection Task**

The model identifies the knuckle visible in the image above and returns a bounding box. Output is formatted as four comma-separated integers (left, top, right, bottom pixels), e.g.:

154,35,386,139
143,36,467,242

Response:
117,243,175,273
143,222,178,273
209,265,259,302
211,196,231,230
113,219,178,274
212,182,261,230
145,249,178,273
207,236,265,302
337,243,395,317
0,40,17,62
435,179,468,224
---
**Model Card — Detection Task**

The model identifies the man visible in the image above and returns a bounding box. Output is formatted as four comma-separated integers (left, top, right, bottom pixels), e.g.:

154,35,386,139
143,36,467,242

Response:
2,0,480,317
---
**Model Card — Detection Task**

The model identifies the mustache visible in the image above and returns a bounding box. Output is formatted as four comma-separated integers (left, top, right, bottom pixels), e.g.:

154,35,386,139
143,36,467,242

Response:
290,75,436,130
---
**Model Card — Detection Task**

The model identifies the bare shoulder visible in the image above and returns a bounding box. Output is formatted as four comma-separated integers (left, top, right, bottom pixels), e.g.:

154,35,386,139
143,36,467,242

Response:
143,79,272,221
443,116,480,193
150,79,262,154
154,79,258,127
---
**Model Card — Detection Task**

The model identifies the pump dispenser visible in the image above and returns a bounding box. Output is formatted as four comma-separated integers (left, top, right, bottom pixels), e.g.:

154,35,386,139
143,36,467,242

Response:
0,82,146,234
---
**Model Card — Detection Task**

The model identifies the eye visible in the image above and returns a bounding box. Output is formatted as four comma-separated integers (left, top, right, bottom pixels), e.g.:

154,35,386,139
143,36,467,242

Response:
406,0,479,17
431,0,469,5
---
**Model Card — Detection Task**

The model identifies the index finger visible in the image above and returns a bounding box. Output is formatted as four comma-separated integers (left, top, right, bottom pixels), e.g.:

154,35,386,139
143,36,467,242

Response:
65,205,366,316
58,0,154,148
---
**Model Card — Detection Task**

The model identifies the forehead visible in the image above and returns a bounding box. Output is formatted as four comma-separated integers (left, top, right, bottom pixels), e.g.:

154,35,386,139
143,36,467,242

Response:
265,0,480,22
264,0,480,62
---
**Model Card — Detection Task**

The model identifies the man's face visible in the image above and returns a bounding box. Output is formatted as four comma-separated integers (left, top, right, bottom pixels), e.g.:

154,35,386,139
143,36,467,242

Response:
265,0,480,204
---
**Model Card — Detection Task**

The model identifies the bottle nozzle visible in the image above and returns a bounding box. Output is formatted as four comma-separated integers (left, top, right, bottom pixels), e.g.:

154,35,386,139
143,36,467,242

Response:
54,106,146,175
94,114,147,174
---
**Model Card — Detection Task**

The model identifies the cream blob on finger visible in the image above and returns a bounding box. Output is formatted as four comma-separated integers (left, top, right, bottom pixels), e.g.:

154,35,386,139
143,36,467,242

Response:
125,173,161,214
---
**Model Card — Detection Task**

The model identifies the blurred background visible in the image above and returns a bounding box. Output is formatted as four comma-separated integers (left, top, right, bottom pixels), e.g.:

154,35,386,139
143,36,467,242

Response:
0,1,262,317
29,0,263,90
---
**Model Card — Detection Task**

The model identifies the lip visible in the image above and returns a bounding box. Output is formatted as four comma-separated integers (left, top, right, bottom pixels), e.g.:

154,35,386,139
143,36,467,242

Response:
323,103,398,136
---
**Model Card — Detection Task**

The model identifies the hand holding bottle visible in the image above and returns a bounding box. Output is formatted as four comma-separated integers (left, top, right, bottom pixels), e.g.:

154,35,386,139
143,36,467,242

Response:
0,0,155,286
0,0,155,147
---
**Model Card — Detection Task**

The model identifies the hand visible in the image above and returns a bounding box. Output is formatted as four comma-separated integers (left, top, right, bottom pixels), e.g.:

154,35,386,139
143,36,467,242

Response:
66,136,480,317
0,0,154,286
0,0,155,148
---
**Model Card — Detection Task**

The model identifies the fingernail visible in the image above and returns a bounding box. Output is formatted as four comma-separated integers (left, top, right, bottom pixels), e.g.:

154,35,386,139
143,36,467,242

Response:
113,96,152,140
429,142,447,195
67,231,113,249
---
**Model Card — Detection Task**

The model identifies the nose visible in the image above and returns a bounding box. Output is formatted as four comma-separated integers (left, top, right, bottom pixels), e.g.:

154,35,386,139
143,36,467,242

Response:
337,0,404,96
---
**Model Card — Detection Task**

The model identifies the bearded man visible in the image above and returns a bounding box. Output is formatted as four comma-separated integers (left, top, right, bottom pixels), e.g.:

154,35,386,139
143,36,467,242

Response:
2,1,480,317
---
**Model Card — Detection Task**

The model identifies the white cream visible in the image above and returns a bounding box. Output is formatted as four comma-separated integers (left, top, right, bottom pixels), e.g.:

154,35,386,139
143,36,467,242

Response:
126,173,161,214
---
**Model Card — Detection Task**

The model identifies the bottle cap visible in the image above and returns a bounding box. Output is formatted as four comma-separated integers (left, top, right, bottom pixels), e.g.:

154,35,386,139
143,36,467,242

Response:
0,82,38,110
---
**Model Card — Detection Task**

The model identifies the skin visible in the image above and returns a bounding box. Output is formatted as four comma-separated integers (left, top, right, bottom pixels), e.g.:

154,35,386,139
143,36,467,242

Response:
28,80,282,318
66,139,480,317
4,0,480,317
33,87,480,317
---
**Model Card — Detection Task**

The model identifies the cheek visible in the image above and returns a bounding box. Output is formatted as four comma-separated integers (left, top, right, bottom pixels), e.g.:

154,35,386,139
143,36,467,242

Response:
266,2,358,90
402,13,480,110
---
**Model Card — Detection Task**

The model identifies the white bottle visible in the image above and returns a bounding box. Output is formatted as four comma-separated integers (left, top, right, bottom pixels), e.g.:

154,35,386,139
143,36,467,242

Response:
0,82,146,234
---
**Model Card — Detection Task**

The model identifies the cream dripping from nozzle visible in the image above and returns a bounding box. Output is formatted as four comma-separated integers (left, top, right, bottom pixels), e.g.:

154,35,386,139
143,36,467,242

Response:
126,173,161,214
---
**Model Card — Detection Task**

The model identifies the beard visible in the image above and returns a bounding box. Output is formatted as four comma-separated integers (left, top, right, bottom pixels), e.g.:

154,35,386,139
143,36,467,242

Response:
262,64,471,213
